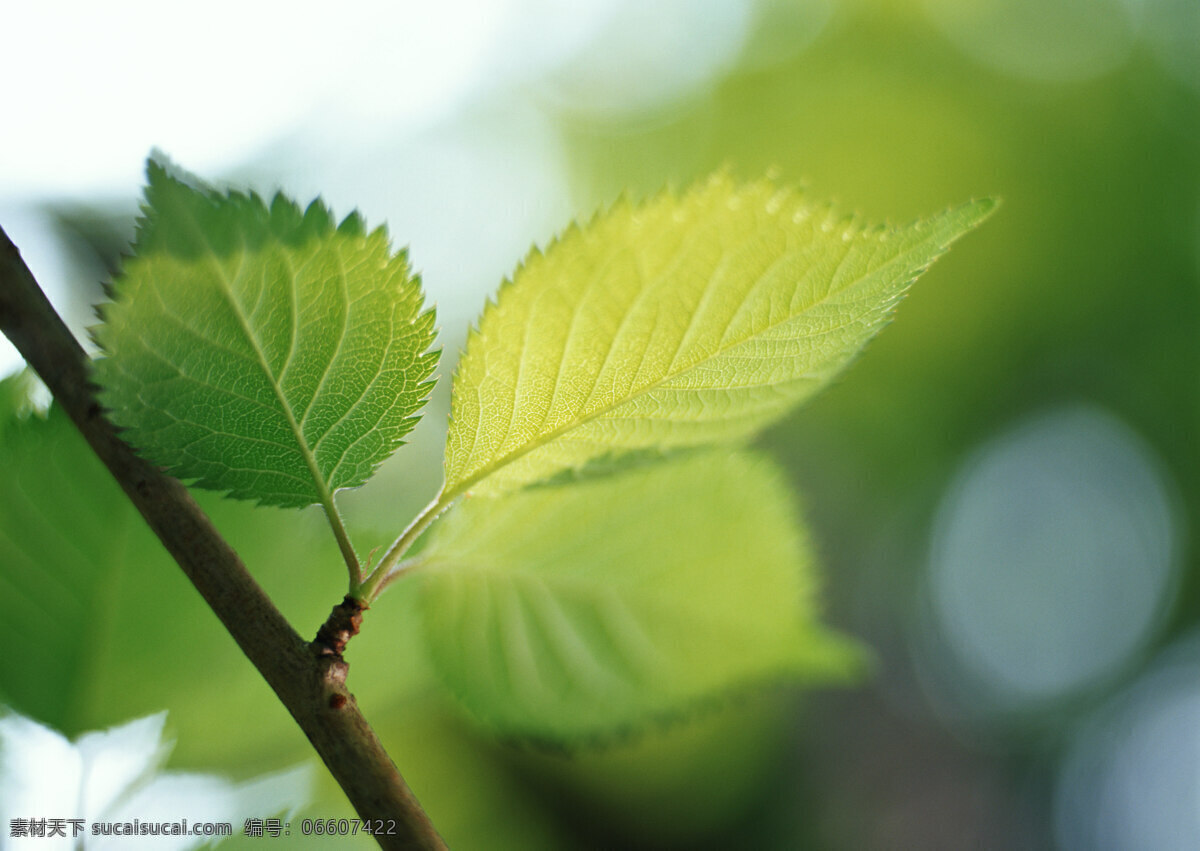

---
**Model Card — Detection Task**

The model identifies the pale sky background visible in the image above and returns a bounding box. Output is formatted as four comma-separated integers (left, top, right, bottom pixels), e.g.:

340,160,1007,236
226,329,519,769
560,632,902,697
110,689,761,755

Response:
0,0,759,375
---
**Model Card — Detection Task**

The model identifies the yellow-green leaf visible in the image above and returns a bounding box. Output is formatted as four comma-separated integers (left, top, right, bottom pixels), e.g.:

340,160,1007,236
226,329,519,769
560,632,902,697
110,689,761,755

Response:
444,174,993,497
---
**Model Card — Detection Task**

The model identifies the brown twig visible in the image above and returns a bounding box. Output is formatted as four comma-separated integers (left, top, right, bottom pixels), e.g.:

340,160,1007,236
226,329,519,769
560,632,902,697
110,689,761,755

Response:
0,225,446,851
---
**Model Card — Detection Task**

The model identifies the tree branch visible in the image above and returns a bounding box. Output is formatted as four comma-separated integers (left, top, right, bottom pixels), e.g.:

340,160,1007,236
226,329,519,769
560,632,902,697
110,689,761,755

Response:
0,225,446,851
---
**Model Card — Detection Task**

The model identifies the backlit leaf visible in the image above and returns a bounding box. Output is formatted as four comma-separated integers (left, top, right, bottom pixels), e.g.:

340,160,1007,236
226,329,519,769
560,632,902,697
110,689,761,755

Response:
407,450,864,739
444,174,992,497
93,160,438,508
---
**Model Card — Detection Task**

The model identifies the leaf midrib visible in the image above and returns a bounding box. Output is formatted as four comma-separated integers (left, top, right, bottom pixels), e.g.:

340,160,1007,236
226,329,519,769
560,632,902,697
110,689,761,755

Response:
177,208,338,509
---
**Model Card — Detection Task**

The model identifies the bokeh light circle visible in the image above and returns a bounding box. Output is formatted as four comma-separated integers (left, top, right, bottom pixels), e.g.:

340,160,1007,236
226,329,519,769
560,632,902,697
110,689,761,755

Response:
923,404,1180,716
1055,633,1200,851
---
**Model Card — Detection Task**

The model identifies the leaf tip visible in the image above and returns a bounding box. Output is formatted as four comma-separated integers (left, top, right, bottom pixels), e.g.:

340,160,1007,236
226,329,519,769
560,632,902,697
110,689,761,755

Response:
961,195,1001,225
143,150,208,197
337,209,367,238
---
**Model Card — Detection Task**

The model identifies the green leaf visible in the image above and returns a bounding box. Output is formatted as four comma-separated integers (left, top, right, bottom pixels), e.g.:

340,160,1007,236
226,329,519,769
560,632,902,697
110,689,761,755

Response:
444,175,993,497
407,449,864,739
93,160,438,509
0,376,133,732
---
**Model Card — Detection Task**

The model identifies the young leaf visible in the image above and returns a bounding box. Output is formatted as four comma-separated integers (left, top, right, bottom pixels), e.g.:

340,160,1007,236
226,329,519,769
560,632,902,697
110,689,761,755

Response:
444,175,993,497
93,160,438,510
406,449,864,739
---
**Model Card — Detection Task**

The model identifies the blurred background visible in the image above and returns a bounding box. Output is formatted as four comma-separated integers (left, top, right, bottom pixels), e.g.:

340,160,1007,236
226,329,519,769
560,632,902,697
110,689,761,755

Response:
2,0,1198,847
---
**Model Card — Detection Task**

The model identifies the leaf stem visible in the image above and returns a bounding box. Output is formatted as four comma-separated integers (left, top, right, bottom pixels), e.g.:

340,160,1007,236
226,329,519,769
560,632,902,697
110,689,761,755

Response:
322,490,362,585
374,557,424,597
355,491,453,603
